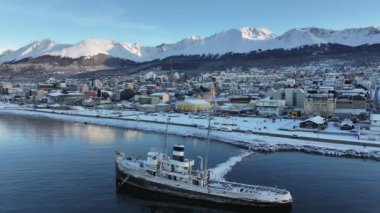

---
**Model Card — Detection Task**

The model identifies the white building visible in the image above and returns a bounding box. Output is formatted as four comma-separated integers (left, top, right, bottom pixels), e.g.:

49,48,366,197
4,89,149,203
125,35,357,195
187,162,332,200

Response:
144,71,157,81
370,114,380,129
273,88,305,108
304,85,336,117
149,92,170,103
256,99,286,116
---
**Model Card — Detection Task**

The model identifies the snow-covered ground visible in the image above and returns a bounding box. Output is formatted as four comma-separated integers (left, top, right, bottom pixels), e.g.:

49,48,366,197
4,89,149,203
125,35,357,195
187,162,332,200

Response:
1,107,380,160
0,102,19,109
21,107,376,143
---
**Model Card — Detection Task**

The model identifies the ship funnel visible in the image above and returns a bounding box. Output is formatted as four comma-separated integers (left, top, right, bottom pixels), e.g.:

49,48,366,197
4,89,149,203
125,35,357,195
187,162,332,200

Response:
172,144,184,162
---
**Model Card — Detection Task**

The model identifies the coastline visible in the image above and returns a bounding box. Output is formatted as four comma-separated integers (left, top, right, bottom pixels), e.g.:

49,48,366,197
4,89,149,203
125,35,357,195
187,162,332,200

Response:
1,108,380,161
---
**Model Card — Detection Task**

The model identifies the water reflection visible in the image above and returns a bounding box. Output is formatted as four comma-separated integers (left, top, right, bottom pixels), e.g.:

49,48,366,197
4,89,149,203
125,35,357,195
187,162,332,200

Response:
124,130,144,140
0,115,62,145
117,184,291,213
2,114,379,213
77,125,116,145
0,121,12,142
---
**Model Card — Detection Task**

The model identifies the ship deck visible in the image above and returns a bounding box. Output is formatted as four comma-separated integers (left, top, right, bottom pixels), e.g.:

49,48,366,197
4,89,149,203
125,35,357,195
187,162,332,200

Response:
116,154,292,205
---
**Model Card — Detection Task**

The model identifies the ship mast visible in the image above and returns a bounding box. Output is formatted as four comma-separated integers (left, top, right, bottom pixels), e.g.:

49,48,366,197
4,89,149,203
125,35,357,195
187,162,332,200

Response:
204,114,211,172
203,98,215,174
164,117,170,155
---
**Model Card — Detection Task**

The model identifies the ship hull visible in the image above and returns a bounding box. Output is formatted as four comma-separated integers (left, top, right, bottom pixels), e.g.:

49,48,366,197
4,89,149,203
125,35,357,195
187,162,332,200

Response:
115,165,292,209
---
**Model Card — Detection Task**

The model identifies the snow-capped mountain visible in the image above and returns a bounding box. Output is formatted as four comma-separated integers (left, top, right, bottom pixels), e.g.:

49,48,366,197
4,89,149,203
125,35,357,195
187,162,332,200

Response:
0,39,71,63
49,39,143,61
271,27,380,49
1,26,380,63
0,49,14,57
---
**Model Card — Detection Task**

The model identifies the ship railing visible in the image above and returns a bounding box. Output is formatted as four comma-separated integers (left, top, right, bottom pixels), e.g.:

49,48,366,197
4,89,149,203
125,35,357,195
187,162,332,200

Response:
144,163,157,171
159,170,192,179
120,158,145,170
208,179,289,195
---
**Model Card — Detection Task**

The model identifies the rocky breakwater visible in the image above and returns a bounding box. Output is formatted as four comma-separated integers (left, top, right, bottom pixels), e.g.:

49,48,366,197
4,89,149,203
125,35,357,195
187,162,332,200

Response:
245,143,380,161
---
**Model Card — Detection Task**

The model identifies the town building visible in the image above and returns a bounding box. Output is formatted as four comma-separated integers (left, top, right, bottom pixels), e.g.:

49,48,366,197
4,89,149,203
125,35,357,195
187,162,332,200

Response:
299,115,327,129
149,92,170,103
47,90,84,105
215,104,255,115
370,114,380,132
137,103,173,112
0,82,12,95
255,99,285,116
340,119,355,130
134,95,161,105
273,88,305,108
304,82,336,117
175,99,211,112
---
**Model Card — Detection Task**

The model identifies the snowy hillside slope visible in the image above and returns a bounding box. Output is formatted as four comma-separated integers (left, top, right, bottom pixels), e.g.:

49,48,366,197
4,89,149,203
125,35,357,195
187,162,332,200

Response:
0,39,71,63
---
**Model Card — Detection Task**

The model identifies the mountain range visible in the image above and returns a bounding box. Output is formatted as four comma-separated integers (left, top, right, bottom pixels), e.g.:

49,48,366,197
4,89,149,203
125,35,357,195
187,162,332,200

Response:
1,26,380,64
1,26,380,81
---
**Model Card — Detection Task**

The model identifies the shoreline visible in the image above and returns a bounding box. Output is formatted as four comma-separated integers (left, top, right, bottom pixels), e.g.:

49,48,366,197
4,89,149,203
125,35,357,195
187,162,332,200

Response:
1,108,380,161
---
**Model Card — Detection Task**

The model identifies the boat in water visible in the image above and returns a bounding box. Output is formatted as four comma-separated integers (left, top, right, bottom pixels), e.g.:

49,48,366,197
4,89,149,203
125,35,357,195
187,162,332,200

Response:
115,144,292,207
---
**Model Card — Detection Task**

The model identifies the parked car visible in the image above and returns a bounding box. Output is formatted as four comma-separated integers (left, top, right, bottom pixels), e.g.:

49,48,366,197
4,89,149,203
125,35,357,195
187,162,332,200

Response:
197,124,207,129
220,126,232,132
210,126,220,130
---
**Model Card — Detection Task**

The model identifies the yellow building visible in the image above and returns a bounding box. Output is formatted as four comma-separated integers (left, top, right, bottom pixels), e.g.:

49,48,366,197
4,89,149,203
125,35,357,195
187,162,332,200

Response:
175,99,211,112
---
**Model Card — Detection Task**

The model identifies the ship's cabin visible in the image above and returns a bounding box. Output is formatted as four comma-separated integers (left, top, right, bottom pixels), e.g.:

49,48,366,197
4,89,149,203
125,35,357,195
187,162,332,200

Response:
145,145,200,184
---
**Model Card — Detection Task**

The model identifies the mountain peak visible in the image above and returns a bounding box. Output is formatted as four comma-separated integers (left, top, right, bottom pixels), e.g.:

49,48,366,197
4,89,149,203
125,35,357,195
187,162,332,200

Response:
187,35,203,40
0,39,70,63
39,38,56,44
279,28,324,42
239,27,275,40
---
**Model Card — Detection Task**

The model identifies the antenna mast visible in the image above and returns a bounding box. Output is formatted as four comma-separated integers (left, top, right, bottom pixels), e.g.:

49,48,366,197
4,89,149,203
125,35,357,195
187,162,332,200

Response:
204,99,215,173
164,117,170,155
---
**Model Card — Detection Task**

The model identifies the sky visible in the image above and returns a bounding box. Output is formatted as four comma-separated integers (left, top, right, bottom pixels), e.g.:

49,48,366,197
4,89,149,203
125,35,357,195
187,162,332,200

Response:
1,0,380,52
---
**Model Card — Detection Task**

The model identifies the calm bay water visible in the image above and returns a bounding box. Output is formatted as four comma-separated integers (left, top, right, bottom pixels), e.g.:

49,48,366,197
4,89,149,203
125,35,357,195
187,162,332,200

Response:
0,114,379,213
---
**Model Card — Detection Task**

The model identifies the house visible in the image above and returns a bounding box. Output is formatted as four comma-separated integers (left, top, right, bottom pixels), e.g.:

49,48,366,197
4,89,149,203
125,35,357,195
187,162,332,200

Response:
82,97,100,107
134,95,161,104
79,83,90,93
38,83,56,91
299,115,327,129
47,91,84,105
370,114,380,130
230,96,251,104
149,92,170,103
196,93,215,103
340,119,355,130
215,103,255,115
0,82,12,95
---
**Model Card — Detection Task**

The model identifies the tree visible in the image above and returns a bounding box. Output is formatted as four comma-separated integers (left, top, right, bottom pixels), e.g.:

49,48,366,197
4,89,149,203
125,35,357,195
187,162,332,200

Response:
120,89,136,100
199,85,209,92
